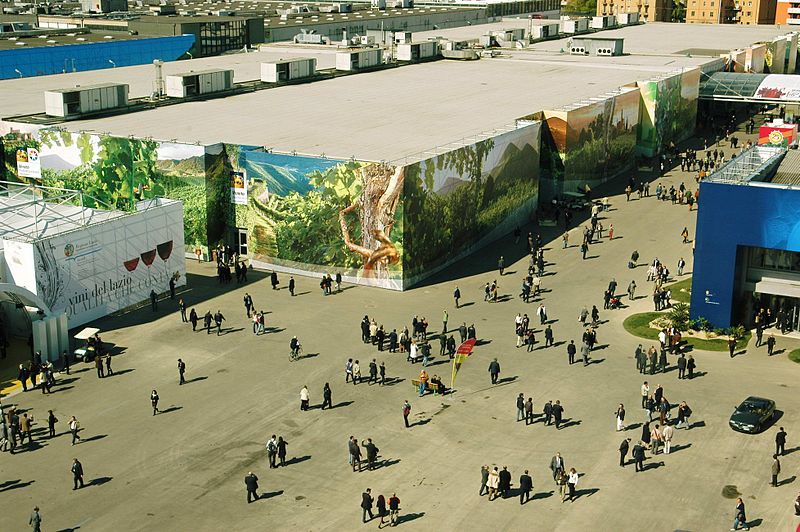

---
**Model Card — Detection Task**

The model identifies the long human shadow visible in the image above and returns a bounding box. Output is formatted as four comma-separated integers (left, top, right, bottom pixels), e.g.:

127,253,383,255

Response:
261,490,284,499
185,376,208,383
88,476,113,487
81,434,108,443
283,455,311,467
573,487,599,500
159,406,183,415
396,512,425,524
0,479,35,492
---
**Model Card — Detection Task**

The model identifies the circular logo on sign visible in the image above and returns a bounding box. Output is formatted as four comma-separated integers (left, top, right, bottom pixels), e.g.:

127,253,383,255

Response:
769,130,784,145
64,244,74,257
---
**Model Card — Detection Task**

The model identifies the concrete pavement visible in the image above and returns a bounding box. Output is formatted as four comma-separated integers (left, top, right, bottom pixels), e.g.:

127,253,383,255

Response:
1,128,800,531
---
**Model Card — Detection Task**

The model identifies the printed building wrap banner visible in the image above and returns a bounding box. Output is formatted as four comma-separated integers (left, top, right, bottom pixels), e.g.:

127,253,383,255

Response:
3,200,187,327
637,69,700,158
229,149,405,289
16,147,41,178
755,74,800,100
402,122,541,285
764,39,787,74
24,130,208,256
531,88,640,192
788,34,798,75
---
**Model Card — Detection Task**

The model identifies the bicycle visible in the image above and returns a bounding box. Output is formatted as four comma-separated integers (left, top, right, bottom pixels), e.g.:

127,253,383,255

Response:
289,345,303,361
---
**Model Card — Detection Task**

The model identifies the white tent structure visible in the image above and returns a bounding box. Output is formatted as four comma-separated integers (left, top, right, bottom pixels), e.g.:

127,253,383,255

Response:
0,182,185,361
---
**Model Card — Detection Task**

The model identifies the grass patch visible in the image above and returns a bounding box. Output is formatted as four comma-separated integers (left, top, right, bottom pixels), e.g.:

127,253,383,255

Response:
789,349,800,364
623,312,662,341
667,277,692,304
623,311,751,352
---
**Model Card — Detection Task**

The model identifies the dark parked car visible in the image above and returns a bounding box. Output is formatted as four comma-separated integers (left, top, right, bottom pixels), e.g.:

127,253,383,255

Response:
729,396,776,434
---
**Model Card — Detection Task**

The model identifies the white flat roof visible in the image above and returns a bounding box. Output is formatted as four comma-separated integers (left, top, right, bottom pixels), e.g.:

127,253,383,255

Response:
0,22,791,161
0,194,125,242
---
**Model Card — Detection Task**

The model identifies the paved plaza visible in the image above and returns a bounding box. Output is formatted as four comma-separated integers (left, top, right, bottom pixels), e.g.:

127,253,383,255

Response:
2,131,800,531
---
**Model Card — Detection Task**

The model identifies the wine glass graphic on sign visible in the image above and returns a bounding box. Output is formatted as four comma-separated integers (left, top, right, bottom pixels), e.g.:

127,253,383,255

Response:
140,248,157,283
157,240,173,283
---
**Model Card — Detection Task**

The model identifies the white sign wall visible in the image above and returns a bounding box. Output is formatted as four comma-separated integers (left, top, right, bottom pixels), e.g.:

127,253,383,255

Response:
30,200,186,327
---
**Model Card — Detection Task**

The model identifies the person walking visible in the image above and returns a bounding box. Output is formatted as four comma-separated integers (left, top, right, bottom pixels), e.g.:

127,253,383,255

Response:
362,438,379,471
544,325,554,347
663,424,674,454
628,280,636,300
289,276,296,296
619,438,630,467
179,298,187,322
776,427,787,456
376,494,387,527
402,400,411,428
69,416,81,445
549,452,565,480
677,354,687,379
731,497,750,531
28,506,42,532
189,308,198,331
633,441,645,472
519,470,533,504
95,355,104,379
300,385,310,411
498,256,505,276
442,309,448,334
566,468,579,502
47,410,58,438
266,435,278,469
71,458,85,490
453,286,461,308
245,471,260,503
687,355,696,379
388,493,401,526
177,358,186,385
567,340,576,365
277,436,288,467
150,390,160,415
516,393,525,422
525,397,534,425
552,400,564,429
498,466,512,499
322,383,332,410
488,358,500,384
214,310,225,336
487,467,500,501
615,404,625,431
767,334,776,356
478,465,490,496
772,455,781,487
150,289,158,311
361,489,374,522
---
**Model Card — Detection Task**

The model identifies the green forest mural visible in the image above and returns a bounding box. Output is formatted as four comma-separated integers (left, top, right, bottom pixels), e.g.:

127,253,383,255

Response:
402,124,540,280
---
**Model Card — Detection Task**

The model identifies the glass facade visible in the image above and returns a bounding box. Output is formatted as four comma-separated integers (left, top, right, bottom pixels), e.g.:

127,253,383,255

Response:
199,20,246,57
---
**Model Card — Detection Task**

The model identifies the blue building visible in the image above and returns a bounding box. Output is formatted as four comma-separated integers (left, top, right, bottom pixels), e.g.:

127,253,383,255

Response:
691,145,800,331
0,34,194,80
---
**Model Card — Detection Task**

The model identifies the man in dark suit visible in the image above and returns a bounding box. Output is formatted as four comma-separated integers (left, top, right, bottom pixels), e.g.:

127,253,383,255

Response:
543,401,553,426
619,438,631,467
776,427,787,456
549,453,565,480
498,466,512,498
519,470,533,504
245,472,259,503
552,400,564,429
567,340,576,364
633,442,645,472
677,354,687,379
361,489,374,522
71,458,84,490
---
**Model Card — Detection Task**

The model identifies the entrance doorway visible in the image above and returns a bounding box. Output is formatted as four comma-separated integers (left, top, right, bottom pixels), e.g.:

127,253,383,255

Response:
754,293,800,332
236,228,248,256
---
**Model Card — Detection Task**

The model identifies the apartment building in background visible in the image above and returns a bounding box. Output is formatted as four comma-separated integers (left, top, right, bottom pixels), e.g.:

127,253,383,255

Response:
775,0,800,24
596,0,674,21
685,0,777,24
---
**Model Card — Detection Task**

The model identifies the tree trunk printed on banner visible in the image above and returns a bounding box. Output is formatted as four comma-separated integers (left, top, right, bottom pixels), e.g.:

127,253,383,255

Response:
339,163,403,281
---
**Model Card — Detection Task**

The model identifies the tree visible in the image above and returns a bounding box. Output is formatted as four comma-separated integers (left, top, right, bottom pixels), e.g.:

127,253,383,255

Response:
671,1,686,22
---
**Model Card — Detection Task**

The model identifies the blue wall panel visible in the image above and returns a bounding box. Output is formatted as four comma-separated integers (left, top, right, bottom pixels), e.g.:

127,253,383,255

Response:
691,181,800,326
0,35,194,79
